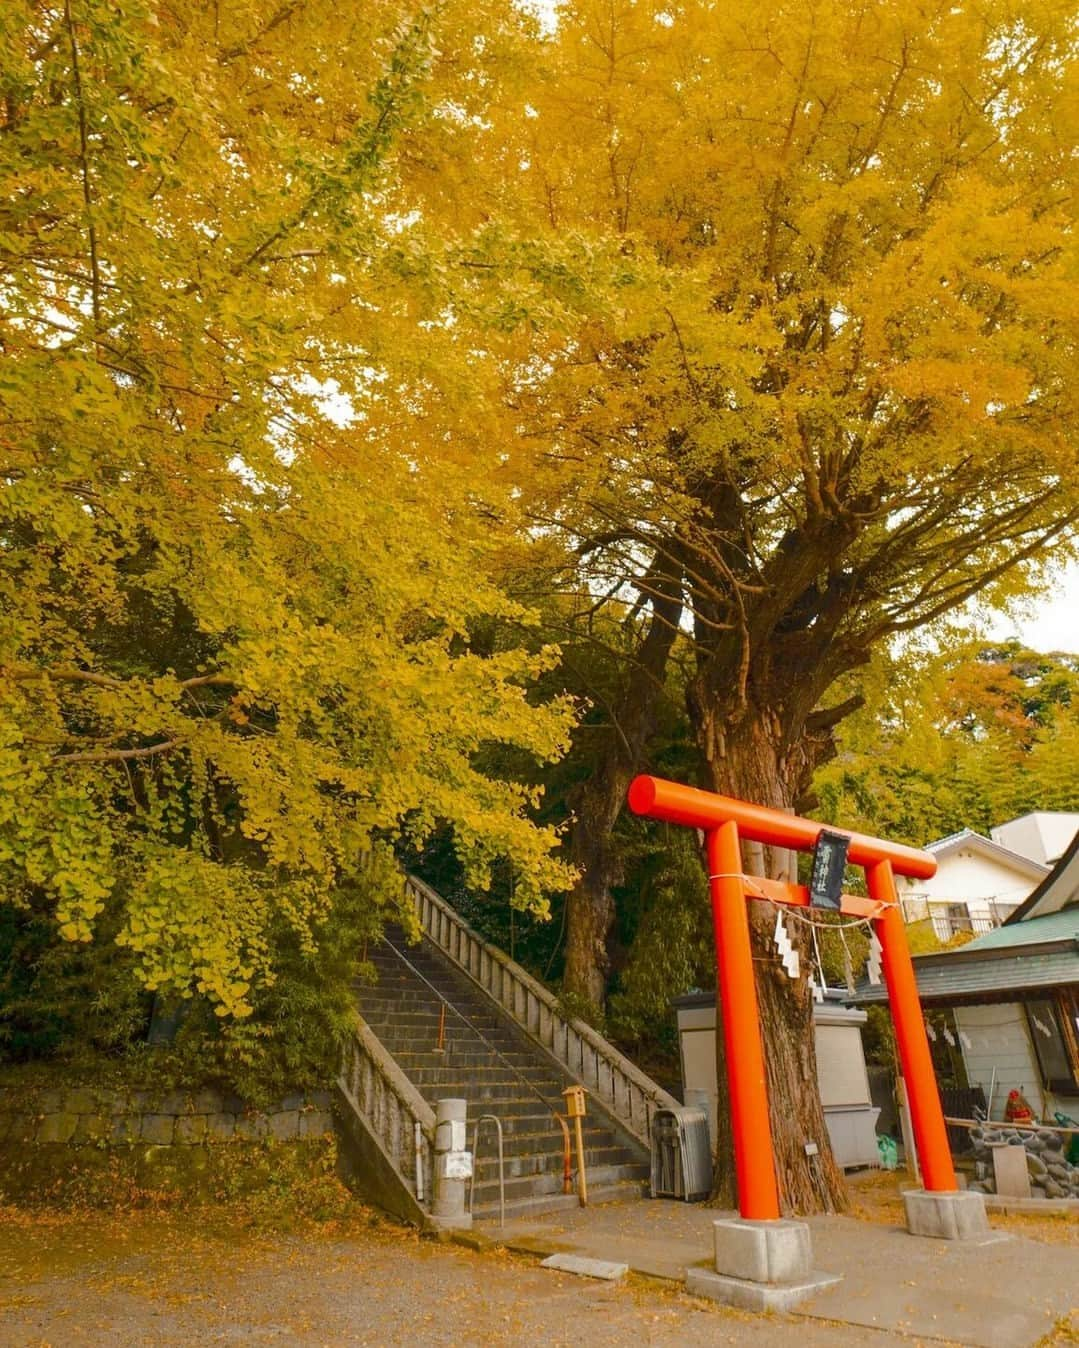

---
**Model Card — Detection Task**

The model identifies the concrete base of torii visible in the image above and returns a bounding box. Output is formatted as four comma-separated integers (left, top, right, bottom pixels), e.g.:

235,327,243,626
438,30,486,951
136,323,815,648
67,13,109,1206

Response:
684,1217,841,1313
902,1188,1002,1242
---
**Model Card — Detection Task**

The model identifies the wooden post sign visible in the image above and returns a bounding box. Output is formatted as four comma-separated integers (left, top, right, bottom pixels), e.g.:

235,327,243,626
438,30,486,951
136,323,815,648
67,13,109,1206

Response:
627,774,957,1220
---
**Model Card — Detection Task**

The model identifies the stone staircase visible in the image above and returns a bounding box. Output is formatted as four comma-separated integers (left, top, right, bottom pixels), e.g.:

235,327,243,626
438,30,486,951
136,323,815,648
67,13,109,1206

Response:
357,932,650,1221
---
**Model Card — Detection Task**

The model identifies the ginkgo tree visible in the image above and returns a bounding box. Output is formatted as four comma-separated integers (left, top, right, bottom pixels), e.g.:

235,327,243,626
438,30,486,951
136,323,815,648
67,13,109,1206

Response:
0,0,576,1064
499,0,1079,1209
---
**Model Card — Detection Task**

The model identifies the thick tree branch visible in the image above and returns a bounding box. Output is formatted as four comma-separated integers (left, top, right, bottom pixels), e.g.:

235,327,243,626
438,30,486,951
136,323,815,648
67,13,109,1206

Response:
52,737,184,764
63,0,102,327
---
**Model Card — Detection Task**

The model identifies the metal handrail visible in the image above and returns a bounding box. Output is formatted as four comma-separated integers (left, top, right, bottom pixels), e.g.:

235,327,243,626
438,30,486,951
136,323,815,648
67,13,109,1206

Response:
380,935,563,1119
468,1114,505,1227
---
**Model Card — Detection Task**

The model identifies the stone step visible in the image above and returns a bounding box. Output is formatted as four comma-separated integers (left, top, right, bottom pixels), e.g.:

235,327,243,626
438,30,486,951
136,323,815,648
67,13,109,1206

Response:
469,1164,649,1208
469,1120,618,1147
360,1009,500,1028
348,924,652,1222
415,1089,569,1113
471,1179,649,1225
366,1033,528,1058
362,1015,517,1034
405,1066,565,1088
473,1146,640,1179
390,1049,540,1069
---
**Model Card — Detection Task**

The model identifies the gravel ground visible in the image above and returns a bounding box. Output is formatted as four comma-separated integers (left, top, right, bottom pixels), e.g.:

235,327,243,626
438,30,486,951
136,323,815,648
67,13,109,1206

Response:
0,1204,974,1348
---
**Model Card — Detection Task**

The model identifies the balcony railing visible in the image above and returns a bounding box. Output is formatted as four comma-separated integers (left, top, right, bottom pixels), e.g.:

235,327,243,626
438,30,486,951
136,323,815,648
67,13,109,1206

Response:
900,899,1014,941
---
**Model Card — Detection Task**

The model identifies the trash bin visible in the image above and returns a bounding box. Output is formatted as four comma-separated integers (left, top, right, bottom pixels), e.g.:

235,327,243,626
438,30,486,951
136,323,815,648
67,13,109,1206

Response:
650,1106,711,1201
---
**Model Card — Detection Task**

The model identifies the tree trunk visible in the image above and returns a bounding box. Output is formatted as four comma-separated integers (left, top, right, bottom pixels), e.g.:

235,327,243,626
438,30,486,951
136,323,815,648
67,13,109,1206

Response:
562,767,627,1009
560,551,684,1009
695,699,849,1215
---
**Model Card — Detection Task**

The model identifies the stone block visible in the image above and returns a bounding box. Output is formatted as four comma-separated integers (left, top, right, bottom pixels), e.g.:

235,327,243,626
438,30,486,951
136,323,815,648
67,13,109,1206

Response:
540,1254,627,1281
206,1112,236,1141
7,1114,39,1145
110,1116,141,1144
994,1146,1032,1199
191,1089,223,1114
711,1218,813,1285
268,1110,300,1141
141,1114,176,1145
298,1110,333,1139
37,1112,78,1144
72,1113,110,1144
234,1112,270,1140
175,1114,208,1145
903,1188,993,1240
64,1087,99,1115
280,1092,306,1112
686,1263,841,1312
156,1091,191,1115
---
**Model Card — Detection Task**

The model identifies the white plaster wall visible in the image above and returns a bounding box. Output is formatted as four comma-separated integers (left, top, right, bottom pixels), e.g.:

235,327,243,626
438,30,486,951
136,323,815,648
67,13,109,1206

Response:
900,849,1038,924
675,1004,874,1147
953,1003,1046,1120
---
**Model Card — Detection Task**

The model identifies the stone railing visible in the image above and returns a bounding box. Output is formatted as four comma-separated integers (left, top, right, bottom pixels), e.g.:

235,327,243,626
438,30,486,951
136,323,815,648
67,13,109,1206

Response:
338,1017,435,1207
406,875,679,1149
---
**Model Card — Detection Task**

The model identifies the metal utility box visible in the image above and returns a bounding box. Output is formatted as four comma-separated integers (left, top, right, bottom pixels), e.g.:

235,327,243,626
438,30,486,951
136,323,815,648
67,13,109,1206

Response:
650,1106,711,1201
673,990,881,1170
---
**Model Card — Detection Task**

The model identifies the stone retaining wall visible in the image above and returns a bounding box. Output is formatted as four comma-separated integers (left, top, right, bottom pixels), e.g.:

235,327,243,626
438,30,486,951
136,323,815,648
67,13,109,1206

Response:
966,1123,1079,1200
0,1084,334,1147
0,1082,336,1202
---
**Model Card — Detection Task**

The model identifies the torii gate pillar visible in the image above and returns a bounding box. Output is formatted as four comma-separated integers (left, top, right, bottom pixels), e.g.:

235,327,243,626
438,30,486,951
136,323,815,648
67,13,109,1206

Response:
627,775,994,1307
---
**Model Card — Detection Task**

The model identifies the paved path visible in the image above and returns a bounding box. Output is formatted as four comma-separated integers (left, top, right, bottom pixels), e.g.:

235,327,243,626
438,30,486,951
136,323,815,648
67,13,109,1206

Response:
486,1196,1079,1348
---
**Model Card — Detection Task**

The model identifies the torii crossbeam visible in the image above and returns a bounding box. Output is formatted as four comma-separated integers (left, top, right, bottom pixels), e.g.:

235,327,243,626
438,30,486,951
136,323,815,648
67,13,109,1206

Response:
627,774,958,1220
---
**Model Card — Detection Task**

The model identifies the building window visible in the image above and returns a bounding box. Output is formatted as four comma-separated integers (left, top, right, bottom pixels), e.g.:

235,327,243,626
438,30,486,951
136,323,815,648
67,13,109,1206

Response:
1025,992,1079,1097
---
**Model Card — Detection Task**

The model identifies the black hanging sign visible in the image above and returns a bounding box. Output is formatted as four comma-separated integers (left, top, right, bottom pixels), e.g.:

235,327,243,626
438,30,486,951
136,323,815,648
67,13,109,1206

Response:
809,829,849,910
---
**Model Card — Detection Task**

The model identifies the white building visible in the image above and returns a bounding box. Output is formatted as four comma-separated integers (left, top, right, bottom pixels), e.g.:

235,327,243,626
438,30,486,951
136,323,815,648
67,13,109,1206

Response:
991,813,1079,868
899,829,1049,941
855,829,1079,1123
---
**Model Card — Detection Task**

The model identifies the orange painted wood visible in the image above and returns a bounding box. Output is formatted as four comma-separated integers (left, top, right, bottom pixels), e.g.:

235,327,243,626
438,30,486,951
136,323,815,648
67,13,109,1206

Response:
706,823,781,1221
742,876,883,919
628,774,955,1213
628,775,936,879
868,860,958,1193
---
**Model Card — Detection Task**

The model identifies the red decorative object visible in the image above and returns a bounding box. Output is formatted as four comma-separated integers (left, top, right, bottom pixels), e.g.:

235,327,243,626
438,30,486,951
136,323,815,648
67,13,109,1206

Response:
1004,1089,1034,1123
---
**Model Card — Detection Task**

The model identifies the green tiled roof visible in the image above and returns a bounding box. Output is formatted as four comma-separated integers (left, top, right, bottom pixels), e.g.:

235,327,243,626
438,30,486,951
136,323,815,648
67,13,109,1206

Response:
850,946,1079,1005
848,903,1079,1006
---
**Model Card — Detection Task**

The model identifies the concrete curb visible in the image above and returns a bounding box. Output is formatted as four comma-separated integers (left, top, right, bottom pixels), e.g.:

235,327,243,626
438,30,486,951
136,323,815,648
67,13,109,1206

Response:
983,1194,1079,1215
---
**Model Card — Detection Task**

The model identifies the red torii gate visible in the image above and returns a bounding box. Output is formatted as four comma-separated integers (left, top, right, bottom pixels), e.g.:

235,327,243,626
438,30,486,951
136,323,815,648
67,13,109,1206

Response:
627,774,957,1220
